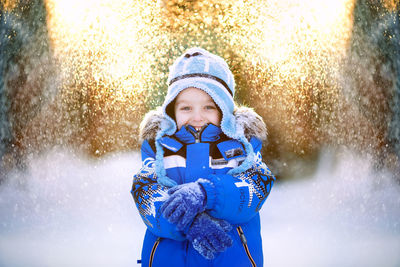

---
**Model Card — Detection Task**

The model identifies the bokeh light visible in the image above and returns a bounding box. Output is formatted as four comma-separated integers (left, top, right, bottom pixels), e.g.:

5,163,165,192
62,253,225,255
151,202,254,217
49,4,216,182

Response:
43,0,355,157
1,0,399,176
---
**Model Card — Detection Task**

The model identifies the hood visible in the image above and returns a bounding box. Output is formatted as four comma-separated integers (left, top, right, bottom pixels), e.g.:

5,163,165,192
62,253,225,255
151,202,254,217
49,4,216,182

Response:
139,106,267,143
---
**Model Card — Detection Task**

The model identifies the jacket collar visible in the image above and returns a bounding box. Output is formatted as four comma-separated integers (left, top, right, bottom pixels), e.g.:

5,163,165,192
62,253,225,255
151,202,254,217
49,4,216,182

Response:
174,124,222,144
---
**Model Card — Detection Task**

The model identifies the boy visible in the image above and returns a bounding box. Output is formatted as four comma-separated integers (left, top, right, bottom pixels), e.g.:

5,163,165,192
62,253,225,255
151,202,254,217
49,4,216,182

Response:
131,47,275,266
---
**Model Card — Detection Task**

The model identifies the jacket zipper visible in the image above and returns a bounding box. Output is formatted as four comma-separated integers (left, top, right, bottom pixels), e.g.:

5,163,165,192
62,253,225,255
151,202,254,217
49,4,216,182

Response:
149,237,161,267
237,226,257,267
187,124,207,143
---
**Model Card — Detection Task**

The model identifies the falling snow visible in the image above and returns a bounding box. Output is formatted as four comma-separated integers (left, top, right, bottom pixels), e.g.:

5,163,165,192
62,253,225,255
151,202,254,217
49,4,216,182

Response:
1,1,400,266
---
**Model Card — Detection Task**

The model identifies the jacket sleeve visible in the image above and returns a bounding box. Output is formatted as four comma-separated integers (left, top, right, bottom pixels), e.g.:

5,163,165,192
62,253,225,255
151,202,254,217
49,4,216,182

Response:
199,137,276,224
131,140,185,241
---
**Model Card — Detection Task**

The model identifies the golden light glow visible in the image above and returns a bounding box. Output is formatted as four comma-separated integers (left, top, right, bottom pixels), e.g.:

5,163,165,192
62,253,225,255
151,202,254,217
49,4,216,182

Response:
45,0,354,100
43,0,374,156
1,0,18,11
46,0,158,100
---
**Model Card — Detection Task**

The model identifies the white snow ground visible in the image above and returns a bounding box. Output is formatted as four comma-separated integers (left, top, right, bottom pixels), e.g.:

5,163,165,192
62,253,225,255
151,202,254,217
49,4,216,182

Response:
0,147,399,267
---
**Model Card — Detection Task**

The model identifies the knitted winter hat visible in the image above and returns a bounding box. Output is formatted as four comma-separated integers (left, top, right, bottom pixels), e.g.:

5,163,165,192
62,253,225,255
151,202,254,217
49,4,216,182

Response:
161,47,237,137
155,47,255,187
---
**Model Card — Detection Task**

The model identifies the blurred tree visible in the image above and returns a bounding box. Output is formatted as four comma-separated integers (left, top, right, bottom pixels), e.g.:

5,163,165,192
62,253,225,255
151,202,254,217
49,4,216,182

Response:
344,0,399,174
0,0,53,177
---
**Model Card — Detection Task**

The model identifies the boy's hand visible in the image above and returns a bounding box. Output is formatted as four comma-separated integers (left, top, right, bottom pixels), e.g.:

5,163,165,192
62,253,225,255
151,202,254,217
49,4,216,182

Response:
161,181,206,230
186,213,233,259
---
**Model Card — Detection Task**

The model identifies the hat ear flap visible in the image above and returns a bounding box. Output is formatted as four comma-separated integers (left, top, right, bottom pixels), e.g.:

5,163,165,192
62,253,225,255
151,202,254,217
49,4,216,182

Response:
220,113,237,139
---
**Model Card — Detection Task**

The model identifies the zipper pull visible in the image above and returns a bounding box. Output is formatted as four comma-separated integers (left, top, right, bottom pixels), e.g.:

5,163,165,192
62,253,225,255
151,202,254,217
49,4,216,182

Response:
187,126,201,143
237,226,248,245
239,232,248,244
194,131,200,143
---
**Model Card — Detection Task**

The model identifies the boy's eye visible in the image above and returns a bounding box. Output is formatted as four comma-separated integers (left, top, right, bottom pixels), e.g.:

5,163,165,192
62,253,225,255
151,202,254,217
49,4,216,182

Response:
180,106,191,111
205,105,216,110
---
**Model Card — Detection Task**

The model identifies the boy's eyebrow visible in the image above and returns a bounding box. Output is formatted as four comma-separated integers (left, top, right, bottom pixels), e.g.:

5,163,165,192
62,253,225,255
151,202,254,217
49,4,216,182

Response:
175,100,189,105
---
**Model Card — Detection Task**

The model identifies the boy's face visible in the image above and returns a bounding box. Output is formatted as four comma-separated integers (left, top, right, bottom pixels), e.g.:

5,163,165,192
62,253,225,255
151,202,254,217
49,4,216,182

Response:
174,87,221,131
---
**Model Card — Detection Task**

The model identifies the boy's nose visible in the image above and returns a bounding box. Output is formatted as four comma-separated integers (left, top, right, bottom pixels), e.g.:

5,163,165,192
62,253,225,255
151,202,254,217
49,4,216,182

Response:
192,111,204,121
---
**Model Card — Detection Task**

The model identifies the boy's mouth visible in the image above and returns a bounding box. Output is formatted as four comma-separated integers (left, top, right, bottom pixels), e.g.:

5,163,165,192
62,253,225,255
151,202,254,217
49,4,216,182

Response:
187,124,207,132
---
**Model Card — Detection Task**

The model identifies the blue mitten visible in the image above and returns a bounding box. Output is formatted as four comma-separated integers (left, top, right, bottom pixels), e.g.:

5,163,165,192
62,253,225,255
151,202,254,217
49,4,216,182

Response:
161,181,207,230
187,213,233,260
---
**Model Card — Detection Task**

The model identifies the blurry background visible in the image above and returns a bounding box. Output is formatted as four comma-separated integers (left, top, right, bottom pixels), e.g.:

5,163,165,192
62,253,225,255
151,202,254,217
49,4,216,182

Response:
0,0,399,178
0,0,399,266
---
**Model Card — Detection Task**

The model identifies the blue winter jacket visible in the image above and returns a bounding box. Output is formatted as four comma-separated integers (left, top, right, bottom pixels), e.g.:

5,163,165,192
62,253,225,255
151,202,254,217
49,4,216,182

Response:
131,110,275,267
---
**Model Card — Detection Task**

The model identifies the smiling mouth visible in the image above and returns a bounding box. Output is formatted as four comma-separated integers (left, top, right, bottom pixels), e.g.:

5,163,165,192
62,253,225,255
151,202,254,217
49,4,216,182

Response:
189,125,204,132
186,124,209,132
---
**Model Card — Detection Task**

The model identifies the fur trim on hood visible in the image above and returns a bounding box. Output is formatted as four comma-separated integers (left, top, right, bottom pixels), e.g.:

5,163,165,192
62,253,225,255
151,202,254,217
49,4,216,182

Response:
139,106,267,142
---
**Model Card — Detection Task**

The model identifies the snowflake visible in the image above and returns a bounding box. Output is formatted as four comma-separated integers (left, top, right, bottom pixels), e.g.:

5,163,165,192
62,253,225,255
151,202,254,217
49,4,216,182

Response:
140,157,156,177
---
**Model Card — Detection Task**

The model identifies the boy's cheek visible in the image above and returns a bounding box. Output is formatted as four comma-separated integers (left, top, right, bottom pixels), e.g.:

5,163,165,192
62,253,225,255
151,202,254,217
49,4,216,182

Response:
213,113,222,126
175,118,186,130
174,114,183,129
